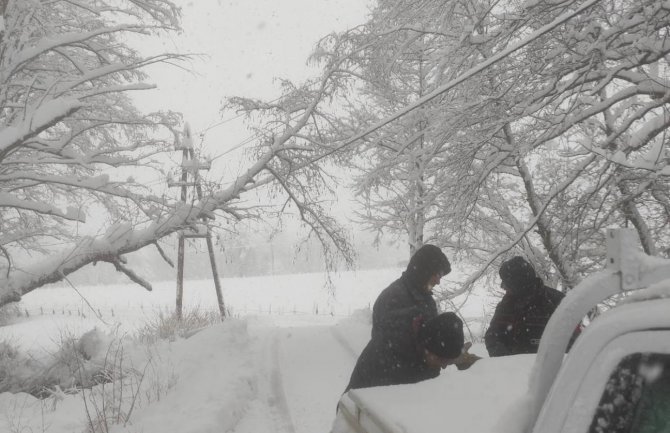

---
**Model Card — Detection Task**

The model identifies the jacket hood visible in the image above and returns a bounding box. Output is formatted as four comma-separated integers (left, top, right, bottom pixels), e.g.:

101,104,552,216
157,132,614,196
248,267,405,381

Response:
402,245,451,290
499,256,543,295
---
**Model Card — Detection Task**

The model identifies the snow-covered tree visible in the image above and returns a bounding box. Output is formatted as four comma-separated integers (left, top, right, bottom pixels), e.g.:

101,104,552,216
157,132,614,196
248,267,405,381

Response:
0,1,352,308
453,0,670,288
324,29,440,256
312,0,670,293
0,0,188,303
223,72,357,273
309,0,488,257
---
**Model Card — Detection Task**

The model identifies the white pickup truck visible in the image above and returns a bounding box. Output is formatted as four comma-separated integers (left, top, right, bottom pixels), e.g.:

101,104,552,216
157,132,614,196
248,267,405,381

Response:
333,229,670,433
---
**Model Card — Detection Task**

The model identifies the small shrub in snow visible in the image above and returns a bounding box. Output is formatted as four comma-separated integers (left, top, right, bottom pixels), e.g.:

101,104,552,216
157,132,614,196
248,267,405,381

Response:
0,339,50,396
0,340,18,360
81,351,135,433
0,328,118,397
136,307,221,343
0,340,22,388
0,303,21,325
80,340,177,433
0,330,179,432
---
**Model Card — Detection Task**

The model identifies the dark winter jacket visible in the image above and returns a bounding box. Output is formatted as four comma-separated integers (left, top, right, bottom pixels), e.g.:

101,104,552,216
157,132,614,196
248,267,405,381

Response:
484,280,566,357
344,245,450,392
344,305,439,392
369,244,449,342
371,273,439,342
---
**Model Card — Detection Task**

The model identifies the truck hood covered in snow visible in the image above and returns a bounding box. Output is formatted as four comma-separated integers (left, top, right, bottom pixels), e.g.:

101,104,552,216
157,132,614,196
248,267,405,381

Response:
333,354,535,433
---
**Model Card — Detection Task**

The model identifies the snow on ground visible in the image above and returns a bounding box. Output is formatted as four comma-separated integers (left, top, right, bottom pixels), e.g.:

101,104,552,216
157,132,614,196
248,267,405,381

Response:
4,268,404,353
0,267,497,433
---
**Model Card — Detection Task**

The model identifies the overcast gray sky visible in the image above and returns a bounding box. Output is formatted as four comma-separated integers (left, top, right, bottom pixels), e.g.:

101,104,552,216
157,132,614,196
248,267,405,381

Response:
125,0,404,261
136,0,371,178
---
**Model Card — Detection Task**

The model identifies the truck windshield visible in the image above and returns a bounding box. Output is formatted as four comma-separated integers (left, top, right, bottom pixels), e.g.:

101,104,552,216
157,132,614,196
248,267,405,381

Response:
589,353,670,433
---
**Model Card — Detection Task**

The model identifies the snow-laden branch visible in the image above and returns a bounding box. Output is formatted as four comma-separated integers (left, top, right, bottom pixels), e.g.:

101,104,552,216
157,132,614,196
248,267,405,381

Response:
319,0,601,157
447,154,598,297
0,132,299,304
0,0,187,299
2,24,162,80
0,63,348,305
0,98,81,156
0,193,85,222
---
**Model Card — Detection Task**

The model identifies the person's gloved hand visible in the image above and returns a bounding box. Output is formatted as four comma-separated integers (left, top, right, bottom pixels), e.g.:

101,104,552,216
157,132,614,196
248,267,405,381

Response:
454,342,482,370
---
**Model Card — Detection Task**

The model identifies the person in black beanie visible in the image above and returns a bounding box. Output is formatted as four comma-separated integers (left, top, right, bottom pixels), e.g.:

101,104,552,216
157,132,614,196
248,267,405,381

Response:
419,312,465,363
344,312,467,392
485,256,579,357
342,245,479,393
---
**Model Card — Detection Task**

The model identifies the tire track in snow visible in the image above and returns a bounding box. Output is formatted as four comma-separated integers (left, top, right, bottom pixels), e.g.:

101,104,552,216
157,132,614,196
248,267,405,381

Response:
277,325,362,433
230,327,297,433
267,331,297,433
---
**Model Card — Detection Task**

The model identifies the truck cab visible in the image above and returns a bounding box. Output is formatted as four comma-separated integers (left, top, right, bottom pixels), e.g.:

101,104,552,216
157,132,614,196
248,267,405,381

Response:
333,229,670,433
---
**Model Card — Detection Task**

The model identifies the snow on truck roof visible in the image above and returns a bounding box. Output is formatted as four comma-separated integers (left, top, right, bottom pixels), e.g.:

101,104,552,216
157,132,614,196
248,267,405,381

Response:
618,274,670,305
336,355,536,433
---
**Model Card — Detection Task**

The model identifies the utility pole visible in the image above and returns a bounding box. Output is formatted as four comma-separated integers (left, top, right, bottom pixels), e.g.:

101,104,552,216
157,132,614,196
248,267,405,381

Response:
169,123,226,320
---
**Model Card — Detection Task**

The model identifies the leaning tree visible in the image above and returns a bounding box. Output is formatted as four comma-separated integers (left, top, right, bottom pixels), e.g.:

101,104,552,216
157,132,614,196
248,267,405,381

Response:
0,0,187,305
0,0,355,308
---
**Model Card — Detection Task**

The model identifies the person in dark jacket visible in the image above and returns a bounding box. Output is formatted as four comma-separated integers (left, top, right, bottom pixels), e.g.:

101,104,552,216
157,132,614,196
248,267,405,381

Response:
485,256,573,357
370,244,451,346
344,312,465,392
343,245,478,392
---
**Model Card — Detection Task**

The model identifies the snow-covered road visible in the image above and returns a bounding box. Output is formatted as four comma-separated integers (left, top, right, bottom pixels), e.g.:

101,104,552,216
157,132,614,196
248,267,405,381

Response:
278,326,357,433
242,317,368,433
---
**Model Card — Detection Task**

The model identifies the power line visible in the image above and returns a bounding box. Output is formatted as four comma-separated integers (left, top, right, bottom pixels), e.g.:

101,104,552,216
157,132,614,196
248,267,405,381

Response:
199,112,246,135
205,110,305,163
196,78,326,163
196,94,287,146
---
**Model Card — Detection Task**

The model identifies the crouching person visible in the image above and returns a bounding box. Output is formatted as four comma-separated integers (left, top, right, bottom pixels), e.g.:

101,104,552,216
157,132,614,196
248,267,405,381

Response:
344,312,478,393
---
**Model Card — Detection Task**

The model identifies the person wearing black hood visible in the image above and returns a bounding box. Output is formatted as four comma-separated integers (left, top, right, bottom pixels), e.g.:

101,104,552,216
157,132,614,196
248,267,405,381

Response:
343,245,478,393
371,244,450,342
485,256,577,357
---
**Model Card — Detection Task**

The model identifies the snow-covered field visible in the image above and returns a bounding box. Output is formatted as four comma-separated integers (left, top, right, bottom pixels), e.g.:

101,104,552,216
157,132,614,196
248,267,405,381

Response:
3,268,405,353
0,267,497,433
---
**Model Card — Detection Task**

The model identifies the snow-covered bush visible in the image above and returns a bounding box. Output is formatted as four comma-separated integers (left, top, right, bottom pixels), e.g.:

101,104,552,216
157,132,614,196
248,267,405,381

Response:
0,328,121,397
136,307,222,343
75,331,177,433
0,326,177,432
0,339,55,396
0,303,20,325
0,340,22,389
